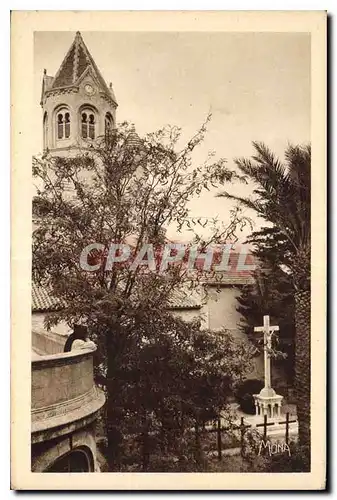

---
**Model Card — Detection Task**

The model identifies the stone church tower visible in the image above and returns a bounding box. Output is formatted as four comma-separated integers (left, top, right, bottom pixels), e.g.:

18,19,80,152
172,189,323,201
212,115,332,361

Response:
40,31,117,156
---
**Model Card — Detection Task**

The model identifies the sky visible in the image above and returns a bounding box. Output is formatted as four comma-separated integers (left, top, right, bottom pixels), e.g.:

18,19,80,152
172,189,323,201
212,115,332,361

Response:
34,31,311,241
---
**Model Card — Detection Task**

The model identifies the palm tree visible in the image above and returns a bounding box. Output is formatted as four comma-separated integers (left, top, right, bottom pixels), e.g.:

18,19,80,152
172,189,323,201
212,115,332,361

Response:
220,142,311,451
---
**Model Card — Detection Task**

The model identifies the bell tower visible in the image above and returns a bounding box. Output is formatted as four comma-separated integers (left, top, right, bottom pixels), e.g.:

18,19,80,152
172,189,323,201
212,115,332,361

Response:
40,31,117,156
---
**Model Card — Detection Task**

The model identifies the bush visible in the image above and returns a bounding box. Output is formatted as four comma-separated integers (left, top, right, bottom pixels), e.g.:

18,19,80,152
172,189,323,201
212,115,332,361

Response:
267,443,310,472
236,379,264,414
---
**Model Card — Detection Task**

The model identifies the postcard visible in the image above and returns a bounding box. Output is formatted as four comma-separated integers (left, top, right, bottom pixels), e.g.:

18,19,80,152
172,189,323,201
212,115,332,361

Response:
11,10,326,490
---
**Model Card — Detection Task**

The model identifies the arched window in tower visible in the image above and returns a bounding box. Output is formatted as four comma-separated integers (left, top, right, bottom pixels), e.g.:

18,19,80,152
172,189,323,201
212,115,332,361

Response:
81,111,96,140
105,112,114,140
89,114,95,140
65,112,70,138
57,113,64,139
81,112,88,139
56,109,71,140
43,112,48,149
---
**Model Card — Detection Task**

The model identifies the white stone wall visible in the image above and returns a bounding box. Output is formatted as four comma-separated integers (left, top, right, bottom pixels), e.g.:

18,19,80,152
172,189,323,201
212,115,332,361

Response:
206,286,245,335
170,286,246,335
171,285,265,381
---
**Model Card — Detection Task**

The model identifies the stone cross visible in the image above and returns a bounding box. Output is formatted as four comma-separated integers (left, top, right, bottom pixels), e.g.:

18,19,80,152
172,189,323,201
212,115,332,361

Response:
254,315,279,390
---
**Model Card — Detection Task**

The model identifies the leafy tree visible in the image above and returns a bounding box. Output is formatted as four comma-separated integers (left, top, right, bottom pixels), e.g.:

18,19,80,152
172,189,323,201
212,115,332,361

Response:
219,142,310,456
32,119,253,470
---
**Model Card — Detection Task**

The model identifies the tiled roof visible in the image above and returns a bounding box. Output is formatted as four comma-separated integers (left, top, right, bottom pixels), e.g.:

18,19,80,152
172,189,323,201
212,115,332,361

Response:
168,272,254,310
31,280,203,313
50,31,117,104
31,252,254,313
193,249,255,279
127,125,141,147
168,287,203,309
203,275,255,286
52,44,76,88
32,282,65,312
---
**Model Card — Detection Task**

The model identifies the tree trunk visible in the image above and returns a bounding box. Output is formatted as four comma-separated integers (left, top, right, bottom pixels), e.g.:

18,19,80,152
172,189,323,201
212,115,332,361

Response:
294,289,311,453
106,386,123,470
106,338,124,470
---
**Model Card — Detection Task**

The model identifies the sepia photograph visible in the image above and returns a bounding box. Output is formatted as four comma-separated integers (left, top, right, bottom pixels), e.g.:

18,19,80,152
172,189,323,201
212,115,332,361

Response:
11,10,326,490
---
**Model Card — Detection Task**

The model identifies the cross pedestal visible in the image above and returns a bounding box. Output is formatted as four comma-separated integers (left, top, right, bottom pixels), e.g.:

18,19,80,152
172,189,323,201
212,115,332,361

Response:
253,315,283,419
253,392,283,418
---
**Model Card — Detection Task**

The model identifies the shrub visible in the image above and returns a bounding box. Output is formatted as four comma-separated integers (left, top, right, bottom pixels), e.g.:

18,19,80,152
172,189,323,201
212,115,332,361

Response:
236,378,264,414
267,443,310,472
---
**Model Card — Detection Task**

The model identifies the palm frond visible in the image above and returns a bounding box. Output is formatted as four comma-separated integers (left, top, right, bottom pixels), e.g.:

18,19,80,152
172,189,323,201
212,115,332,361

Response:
217,191,265,215
225,142,311,254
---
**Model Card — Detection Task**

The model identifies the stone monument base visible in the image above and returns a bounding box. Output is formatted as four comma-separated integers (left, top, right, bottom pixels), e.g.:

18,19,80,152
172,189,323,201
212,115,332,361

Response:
253,388,283,418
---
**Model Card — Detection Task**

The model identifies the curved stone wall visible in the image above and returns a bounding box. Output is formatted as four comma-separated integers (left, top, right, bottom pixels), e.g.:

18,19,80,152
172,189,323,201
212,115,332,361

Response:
32,348,105,441
32,350,94,409
32,329,66,356
31,345,105,471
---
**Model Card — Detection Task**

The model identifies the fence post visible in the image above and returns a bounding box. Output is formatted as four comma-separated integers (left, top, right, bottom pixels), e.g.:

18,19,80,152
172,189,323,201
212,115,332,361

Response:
263,414,268,441
141,429,150,471
285,412,289,445
195,422,201,465
240,417,245,456
217,418,222,461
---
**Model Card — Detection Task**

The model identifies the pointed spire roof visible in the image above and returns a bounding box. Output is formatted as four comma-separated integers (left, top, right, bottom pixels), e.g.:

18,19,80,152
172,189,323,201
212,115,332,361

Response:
127,123,141,147
51,31,117,105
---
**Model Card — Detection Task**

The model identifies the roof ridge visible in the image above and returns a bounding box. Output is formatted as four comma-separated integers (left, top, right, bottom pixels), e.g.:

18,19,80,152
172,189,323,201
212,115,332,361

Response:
76,32,110,94
73,32,80,83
